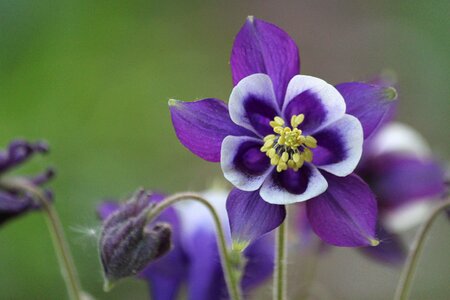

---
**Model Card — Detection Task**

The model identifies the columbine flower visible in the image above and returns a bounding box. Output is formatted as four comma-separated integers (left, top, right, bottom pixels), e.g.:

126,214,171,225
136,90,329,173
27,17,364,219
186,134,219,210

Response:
98,190,173,288
170,17,398,247
98,189,274,300
358,122,447,264
0,139,54,226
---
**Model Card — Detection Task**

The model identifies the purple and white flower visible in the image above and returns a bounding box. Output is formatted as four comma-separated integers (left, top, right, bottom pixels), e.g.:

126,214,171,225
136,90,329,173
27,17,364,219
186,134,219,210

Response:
170,17,398,247
358,122,447,264
0,139,54,226
98,189,274,300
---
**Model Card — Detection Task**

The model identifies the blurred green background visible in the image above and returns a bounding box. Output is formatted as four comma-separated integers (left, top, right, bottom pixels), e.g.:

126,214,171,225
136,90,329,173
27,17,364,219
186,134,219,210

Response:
0,0,449,299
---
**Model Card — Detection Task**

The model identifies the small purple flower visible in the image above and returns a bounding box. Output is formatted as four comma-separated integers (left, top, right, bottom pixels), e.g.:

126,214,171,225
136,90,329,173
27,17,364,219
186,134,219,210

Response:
98,189,274,300
170,17,398,247
0,139,54,226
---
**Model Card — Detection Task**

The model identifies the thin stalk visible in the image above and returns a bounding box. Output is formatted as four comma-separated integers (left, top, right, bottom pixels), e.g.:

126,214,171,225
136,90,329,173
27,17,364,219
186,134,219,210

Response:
394,199,450,300
146,193,243,300
273,219,287,300
0,177,83,300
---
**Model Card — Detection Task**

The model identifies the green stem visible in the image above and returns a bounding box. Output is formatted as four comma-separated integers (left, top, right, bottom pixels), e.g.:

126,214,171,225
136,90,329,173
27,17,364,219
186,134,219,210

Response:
273,219,287,300
0,177,83,300
394,199,450,300
146,193,243,300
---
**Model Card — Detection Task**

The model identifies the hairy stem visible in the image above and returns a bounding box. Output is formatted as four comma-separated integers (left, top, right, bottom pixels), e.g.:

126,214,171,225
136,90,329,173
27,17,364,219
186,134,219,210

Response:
394,199,450,300
0,177,83,300
273,218,287,300
146,193,243,300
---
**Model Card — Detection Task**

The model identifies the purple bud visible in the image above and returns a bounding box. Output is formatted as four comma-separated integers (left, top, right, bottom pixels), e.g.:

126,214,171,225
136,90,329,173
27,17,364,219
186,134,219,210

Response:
99,190,172,288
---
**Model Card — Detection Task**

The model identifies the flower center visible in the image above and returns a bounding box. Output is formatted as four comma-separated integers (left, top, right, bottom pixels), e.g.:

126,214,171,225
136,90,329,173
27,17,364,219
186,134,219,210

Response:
260,114,317,172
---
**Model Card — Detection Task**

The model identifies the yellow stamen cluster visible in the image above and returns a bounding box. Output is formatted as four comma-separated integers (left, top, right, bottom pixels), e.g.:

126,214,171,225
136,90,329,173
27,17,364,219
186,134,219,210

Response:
260,114,317,172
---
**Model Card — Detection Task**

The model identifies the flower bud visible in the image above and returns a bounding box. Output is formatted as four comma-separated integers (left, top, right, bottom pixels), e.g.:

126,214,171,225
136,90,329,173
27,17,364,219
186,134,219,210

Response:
99,190,172,289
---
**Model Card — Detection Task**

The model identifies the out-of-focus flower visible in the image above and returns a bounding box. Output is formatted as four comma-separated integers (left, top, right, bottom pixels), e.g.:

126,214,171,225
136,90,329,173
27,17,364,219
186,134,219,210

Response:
170,17,398,247
98,189,274,300
358,122,447,264
0,139,54,225
98,190,172,287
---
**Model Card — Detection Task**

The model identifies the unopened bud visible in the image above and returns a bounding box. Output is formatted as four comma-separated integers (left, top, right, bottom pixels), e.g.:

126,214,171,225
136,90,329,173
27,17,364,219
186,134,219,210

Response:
99,190,172,288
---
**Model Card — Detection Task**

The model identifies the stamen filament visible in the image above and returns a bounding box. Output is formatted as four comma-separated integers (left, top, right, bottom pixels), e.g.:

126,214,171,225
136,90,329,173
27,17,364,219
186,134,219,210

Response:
261,114,317,172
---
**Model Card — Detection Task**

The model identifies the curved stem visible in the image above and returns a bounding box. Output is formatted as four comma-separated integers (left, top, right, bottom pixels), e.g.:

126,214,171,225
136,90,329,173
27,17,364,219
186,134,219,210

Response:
146,193,243,300
0,177,83,300
394,200,450,300
273,219,287,300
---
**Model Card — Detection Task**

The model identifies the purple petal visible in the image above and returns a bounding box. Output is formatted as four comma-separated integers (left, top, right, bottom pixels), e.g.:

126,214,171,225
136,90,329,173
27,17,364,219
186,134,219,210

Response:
0,140,49,173
231,16,299,107
335,82,397,139
241,233,274,292
294,204,316,249
227,188,286,247
169,98,252,162
364,153,446,210
139,195,188,300
142,274,183,300
282,75,346,135
97,201,121,220
359,223,406,266
229,73,280,136
306,173,378,247
259,164,328,204
185,229,226,300
221,136,272,191
0,191,35,226
313,115,363,177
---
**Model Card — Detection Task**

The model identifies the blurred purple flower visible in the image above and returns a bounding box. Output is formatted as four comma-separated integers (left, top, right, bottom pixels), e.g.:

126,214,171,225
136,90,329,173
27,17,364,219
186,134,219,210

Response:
357,122,447,264
98,189,274,300
170,17,398,247
0,139,54,226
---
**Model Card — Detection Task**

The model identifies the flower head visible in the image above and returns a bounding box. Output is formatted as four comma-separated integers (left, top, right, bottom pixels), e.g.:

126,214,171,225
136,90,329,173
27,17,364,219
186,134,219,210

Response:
357,122,447,264
99,190,172,288
98,189,274,300
0,139,54,226
170,17,398,247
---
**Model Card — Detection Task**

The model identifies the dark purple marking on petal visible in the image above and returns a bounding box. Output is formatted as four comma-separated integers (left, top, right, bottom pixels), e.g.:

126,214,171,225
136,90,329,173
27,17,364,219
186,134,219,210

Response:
335,82,397,140
227,188,286,245
260,163,328,204
234,140,270,175
244,95,279,136
274,167,311,195
228,74,279,137
231,17,300,107
306,172,378,247
361,153,446,210
221,136,272,191
283,90,327,134
313,132,344,166
169,98,252,162
359,223,406,266
313,115,363,177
